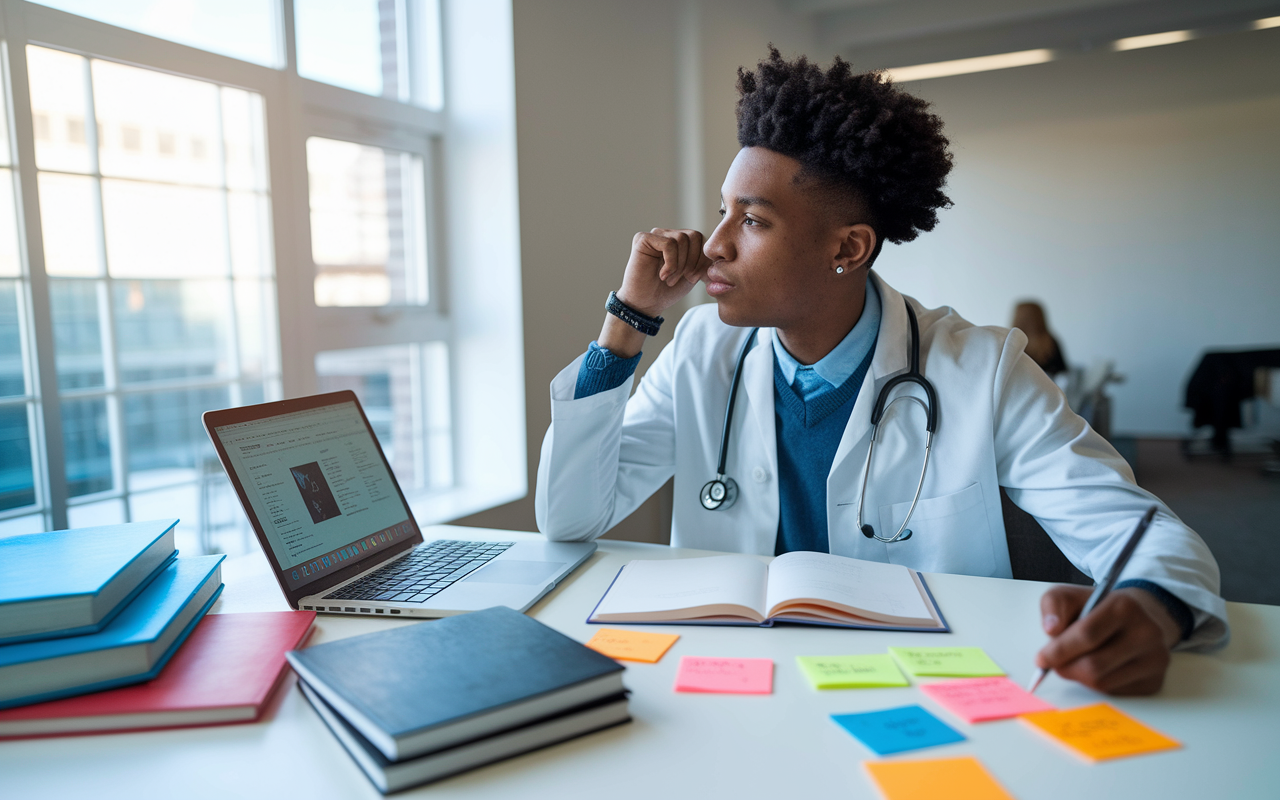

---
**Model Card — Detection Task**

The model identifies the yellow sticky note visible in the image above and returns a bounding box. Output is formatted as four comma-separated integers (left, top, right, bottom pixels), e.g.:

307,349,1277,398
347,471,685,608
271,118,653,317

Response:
888,647,1005,677
584,628,679,663
864,756,1014,800
1020,703,1181,762
797,654,908,689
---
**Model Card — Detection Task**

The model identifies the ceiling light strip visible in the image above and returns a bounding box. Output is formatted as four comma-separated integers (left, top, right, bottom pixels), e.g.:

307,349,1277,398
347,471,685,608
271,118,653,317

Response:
884,49,1053,82
1112,30,1194,51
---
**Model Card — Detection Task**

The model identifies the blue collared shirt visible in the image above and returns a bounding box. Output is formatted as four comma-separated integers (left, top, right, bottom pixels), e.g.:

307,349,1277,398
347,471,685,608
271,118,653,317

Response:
772,280,881,397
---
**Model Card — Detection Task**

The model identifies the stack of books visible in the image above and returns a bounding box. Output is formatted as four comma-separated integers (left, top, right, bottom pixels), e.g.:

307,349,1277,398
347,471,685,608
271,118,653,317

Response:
289,605,630,793
0,520,225,716
0,520,317,739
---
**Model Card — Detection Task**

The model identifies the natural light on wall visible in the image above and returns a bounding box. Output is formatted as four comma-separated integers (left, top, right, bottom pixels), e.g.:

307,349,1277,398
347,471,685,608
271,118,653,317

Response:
884,49,1054,83
1113,30,1193,51
1255,16,1280,30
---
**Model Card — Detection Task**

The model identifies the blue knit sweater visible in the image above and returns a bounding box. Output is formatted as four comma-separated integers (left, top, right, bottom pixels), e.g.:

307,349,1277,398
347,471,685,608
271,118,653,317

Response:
773,342,876,554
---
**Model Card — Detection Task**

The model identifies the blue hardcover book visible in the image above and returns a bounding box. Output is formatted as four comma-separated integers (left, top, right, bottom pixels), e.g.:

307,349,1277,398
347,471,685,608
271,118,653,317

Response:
286,606,626,761
0,555,225,709
0,519,179,645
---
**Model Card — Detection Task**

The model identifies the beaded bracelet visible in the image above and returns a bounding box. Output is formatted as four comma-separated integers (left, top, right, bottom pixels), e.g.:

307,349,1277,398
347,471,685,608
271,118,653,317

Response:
606,291,663,336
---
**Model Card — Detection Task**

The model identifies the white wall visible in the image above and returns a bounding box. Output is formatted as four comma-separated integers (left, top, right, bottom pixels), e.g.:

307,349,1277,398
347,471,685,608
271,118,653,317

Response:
454,0,683,539
883,27,1280,435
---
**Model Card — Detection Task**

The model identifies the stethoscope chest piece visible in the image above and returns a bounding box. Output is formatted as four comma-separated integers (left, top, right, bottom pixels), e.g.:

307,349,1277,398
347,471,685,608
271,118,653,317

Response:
700,476,739,511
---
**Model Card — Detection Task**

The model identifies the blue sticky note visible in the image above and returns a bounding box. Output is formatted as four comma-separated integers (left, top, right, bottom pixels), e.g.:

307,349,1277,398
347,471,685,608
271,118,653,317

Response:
831,705,966,755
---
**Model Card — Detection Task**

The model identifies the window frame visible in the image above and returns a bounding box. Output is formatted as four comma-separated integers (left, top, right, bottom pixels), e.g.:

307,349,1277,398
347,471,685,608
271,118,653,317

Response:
0,0,522,538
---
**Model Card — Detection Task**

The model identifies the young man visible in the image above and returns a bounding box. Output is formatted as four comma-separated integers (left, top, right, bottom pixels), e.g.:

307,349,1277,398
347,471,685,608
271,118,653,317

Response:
535,50,1226,695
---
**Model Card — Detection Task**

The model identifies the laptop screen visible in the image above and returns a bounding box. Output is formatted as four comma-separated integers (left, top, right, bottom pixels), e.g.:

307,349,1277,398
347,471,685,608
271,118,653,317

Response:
211,399,417,592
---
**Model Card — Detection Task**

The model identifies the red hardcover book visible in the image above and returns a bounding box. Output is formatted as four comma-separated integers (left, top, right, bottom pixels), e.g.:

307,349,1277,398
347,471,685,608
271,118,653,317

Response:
0,611,315,739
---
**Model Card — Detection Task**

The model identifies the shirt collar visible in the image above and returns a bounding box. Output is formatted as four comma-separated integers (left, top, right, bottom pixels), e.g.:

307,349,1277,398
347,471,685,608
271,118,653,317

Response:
772,278,882,389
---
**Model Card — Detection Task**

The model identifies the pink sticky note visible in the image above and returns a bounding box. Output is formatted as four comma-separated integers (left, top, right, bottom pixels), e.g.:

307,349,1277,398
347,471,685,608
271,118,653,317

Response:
920,677,1056,723
674,656,773,694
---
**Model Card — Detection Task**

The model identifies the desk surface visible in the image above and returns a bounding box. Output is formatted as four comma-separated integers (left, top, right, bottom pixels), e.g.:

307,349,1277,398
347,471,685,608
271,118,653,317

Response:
3,525,1277,799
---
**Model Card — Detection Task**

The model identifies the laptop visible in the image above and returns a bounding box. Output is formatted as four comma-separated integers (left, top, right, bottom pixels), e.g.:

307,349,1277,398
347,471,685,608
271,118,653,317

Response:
202,391,595,618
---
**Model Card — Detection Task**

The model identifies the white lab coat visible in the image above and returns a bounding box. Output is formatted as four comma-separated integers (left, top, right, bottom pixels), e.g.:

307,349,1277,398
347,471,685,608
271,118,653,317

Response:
536,273,1227,650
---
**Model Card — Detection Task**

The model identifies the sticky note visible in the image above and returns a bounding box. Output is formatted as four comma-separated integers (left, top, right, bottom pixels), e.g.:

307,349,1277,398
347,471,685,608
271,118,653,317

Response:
864,756,1015,800
674,656,773,694
1020,703,1181,761
584,628,679,663
797,654,909,689
920,677,1055,723
888,647,1005,677
831,705,965,755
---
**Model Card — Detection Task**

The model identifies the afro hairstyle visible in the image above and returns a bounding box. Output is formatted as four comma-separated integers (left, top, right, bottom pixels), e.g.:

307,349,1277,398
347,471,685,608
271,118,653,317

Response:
736,47,953,249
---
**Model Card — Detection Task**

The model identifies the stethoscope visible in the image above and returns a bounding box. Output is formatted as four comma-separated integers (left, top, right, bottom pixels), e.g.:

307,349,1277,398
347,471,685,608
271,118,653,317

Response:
700,299,938,544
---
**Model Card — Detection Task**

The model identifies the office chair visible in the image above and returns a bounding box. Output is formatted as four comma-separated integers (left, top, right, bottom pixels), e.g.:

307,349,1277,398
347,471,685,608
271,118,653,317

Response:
1001,487,1092,585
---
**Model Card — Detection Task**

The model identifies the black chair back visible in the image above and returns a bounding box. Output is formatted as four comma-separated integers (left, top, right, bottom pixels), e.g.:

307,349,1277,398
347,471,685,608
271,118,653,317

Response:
1001,487,1092,585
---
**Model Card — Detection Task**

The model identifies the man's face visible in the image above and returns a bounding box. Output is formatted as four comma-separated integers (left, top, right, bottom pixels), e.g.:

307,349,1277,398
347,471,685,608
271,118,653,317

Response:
703,147,849,329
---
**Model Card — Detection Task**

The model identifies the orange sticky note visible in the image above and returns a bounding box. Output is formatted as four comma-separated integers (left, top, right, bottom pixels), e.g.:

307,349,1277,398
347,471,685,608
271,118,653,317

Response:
864,756,1014,800
584,628,679,663
1020,703,1181,762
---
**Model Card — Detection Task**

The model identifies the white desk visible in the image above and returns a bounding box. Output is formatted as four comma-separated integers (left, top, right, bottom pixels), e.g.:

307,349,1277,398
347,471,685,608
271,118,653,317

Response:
4,524,1278,799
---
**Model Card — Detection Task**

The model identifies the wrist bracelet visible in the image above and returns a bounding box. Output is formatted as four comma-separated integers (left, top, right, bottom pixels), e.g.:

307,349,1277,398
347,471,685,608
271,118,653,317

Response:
606,291,664,336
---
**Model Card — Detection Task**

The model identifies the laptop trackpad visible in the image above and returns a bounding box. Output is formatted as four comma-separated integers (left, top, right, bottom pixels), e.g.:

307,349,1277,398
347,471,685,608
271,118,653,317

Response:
462,560,566,585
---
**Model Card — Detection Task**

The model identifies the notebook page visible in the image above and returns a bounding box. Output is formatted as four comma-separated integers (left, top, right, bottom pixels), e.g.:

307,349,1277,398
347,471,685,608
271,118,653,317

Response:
591,555,769,622
764,552,933,625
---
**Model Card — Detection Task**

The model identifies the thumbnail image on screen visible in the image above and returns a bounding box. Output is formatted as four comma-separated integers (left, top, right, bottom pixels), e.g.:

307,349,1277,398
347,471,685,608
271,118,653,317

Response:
291,461,342,524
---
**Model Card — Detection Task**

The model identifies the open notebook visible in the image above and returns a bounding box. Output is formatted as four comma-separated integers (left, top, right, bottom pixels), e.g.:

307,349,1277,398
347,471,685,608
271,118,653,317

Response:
588,552,948,632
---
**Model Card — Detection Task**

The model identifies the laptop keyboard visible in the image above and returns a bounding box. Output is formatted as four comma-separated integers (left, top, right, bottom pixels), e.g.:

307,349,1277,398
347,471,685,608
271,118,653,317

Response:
323,540,515,604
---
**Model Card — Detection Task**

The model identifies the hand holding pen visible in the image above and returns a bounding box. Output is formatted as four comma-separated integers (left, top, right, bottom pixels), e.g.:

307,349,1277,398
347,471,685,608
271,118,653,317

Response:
1029,505,1183,696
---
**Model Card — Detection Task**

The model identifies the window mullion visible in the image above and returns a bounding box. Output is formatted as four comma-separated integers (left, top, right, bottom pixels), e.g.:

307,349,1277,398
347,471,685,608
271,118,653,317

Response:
214,89,244,409
3,20,69,529
78,54,128,517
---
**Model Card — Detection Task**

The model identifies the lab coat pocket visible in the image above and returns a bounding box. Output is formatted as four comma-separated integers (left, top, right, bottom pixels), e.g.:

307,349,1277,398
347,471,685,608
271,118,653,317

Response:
878,482,997,576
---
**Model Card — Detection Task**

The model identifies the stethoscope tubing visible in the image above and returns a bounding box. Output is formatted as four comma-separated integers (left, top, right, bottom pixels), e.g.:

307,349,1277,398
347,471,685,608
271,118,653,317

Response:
715,328,758,479
703,299,938,545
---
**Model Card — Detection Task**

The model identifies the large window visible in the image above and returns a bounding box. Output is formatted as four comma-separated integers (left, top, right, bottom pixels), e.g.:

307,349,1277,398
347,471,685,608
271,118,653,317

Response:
0,0,517,554
26,45,278,539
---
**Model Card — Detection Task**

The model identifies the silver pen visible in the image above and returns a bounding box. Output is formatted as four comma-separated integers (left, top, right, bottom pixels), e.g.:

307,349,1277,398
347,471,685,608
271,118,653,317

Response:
1027,504,1159,694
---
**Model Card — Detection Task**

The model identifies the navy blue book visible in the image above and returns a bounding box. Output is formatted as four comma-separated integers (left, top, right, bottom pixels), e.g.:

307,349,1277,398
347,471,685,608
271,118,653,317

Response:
0,519,179,645
300,682,629,793
286,606,626,761
0,555,224,709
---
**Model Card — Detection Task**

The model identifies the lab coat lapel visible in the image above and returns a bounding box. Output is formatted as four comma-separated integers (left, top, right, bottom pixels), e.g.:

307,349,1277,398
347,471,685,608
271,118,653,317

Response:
740,326,779,481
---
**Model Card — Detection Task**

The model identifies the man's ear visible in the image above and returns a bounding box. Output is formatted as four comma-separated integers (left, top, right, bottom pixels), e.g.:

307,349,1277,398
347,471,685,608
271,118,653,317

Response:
835,224,877,272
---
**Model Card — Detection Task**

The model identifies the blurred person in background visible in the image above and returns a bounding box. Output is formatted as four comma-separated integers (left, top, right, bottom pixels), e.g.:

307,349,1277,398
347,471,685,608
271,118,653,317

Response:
1013,301,1068,377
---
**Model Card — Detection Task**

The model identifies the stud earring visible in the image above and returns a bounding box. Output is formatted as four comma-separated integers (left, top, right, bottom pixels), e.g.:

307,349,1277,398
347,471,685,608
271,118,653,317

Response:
835,265,845,274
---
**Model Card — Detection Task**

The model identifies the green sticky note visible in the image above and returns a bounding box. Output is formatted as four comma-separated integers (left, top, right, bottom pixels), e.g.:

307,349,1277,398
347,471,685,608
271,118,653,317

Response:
888,647,1005,678
797,654,909,689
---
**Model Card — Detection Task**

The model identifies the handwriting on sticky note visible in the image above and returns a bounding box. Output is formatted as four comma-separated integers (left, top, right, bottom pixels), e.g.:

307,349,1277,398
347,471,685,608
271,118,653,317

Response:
584,628,679,663
674,656,773,694
831,705,966,756
920,677,1055,723
796,654,908,689
864,756,1015,800
1020,703,1180,761
888,647,1005,677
